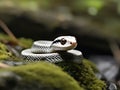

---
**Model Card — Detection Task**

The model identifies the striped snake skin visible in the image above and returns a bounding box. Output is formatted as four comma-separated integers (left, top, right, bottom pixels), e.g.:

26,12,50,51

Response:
21,36,83,63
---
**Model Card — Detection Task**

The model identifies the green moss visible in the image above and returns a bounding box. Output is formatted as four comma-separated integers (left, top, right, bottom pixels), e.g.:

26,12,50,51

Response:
57,59,106,90
0,33,12,41
83,59,98,73
0,42,11,60
0,62,83,90
0,33,33,48
18,37,33,48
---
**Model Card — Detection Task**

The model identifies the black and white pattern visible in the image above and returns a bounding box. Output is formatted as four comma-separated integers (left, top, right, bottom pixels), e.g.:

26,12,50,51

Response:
21,36,83,63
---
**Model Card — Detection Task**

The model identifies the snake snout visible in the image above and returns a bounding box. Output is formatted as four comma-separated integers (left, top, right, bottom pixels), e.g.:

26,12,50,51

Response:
70,42,77,49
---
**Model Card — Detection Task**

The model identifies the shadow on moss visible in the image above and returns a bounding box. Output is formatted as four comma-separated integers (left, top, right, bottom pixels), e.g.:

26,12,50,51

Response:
0,62,83,90
57,59,106,90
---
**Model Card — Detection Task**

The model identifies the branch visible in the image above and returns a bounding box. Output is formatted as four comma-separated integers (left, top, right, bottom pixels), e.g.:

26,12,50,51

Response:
0,19,18,43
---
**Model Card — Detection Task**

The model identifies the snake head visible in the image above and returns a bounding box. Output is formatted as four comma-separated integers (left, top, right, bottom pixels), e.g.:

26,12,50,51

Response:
50,36,77,51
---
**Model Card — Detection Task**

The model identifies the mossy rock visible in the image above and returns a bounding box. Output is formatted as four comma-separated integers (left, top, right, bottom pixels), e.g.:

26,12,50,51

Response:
57,59,106,90
0,62,83,90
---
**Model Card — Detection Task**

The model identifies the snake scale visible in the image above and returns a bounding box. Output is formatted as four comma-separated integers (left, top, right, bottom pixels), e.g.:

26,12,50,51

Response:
21,36,83,63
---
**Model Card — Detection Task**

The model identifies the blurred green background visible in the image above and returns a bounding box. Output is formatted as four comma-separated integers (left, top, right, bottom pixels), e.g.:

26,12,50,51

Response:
0,0,120,38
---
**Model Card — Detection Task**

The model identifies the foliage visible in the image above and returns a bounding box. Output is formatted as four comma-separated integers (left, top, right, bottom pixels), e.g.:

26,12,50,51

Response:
0,62,83,90
0,0,117,13
0,33,33,48
72,0,104,14
18,38,33,48
0,33,33,60
0,1,120,40
57,59,106,90
0,33,12,42
0,42,11,60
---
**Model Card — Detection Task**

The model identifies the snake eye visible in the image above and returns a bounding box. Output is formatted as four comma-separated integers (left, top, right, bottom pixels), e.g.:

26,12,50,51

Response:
60,38,67,45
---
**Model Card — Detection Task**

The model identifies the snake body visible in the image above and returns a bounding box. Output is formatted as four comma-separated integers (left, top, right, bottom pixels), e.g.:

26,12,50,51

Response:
21,36,82,63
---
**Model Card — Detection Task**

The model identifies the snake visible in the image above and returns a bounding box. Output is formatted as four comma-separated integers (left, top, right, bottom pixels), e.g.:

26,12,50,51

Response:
21,36,83,63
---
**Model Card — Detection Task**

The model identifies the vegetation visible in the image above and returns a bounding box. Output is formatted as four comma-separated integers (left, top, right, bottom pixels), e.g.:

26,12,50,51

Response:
0,33,33,48
0,62,83,90
0,0,120,39
57,59,106,90
0,42,11,60
0,33,33,60
18,38,33,48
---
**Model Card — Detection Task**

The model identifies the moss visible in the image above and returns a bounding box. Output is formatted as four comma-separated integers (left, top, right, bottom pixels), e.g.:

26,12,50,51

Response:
0,42,11,60
0,33,12,41
0,33,33,48
57,59,106,90
0,62,83,90
83,59,99,73
18,38,33,48
0,33,33,61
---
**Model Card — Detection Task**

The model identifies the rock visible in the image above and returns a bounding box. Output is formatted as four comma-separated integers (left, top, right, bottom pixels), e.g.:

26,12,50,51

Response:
0,61,83,90
90,55,119,81
106,82,117,90
2,61,26,66
57,59,106,90
0,71,21,90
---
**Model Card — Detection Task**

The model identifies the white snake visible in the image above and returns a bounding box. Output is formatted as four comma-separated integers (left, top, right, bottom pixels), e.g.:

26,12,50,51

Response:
21,36,83,63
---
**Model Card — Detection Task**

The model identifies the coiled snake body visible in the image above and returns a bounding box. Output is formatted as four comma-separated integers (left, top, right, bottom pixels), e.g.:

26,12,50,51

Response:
21,36,82,63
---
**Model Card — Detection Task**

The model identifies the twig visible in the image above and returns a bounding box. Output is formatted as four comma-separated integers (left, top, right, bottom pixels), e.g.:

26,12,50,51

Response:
0,19,18,43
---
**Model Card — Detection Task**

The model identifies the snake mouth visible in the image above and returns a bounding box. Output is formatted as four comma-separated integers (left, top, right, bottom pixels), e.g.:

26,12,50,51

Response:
70,42,77,49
